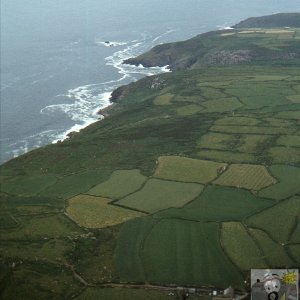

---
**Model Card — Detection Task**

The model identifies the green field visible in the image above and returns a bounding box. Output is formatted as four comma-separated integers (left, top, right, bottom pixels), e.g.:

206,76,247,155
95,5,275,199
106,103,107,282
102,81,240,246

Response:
116,218,244,287
246,196,300,242
268,147,300,164
154,156,227,184
221,222,267,270
214,164,276,190
66,195,144,228
117,179,203,213
197,132,237,151
277,135,300,147
214,116,260,126
238,135,273,154
198,149,256,163
276,110,300,120
288,245,300,264
176,104,203,116
201,97,243,112
87,169,147,199
259,165,300,200
154,93,173,105
248,228,293,266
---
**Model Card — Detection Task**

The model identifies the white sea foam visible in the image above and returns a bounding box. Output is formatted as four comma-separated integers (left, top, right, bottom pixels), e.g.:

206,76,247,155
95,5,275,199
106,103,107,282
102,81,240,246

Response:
96,41,127,47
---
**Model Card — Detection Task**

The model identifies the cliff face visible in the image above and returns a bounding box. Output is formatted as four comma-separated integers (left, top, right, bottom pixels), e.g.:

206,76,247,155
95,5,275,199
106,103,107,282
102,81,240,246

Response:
123,13,300,71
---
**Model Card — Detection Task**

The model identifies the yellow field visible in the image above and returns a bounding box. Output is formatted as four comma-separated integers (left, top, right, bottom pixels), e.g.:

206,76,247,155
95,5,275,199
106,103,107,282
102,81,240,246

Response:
214,164,276,190
154,156,227,183
153,93,173,105
66,195,144,228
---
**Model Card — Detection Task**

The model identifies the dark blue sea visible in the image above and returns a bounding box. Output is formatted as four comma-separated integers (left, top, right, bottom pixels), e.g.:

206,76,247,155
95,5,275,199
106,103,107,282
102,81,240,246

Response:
1,0,299,163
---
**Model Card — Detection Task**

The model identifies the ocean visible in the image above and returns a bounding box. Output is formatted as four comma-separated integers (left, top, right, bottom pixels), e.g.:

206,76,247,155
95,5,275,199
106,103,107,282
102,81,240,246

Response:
1,0,299,163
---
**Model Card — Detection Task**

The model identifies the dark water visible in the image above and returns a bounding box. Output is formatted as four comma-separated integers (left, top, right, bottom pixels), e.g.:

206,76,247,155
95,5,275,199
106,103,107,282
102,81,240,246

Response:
1,0,299,163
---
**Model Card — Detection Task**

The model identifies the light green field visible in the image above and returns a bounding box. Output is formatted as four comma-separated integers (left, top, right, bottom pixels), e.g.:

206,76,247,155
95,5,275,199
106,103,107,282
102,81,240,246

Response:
200,87,226,98
176,104,203,116
154,156,227,184
116,178,203,213
214,164,276,190
142,219,244,287
210,125,295,135
198,150,255,163
1,174,57,196
246,75,290,81
153,93,173,105
238,95,288,109
277,135,300,147
76,288,173,300
259,165,300,200
269,147,300,164
66,195,144,228
201,98,243,112
156,185,273,222
172,95,201,103
0,214,83,240
287,95,300,103
87,169,147,199
246,196,300,242
214,116,260,126
221,222,267,270
263,117,294,128
248,228,293,266
197,132,236,151
288,245,300,264
276,110,300,120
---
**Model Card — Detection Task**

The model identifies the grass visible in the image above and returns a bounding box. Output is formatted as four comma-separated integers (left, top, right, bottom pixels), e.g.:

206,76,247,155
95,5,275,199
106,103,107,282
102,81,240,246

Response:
156,185,274,222
40,169,111,199
287,95,300,103
0,214,83,240
154,156,227,184
290,218,300,243
198,149,256,163
213,164,276,190
153,93,173,105
201,97,243,113
210,125,296,135
246,196,300,243
214,116,260,126
76,288,174,300
221,222,267,270
276,110,300,119
117,179,203,213
142,219,244,287
1,174,57,196
288,245,300,264
66,195,144,228
176,104,203,116
268,147,300,164
238,135,273,153
277,135,300,147
87,169,147,199
0,239,72,263
0,213,18,229
248,228,293,266
197,132,237,151
259,165,300,200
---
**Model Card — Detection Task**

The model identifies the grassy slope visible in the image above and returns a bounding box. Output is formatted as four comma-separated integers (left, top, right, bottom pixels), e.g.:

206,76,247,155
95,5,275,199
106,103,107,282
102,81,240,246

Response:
1,14,300,299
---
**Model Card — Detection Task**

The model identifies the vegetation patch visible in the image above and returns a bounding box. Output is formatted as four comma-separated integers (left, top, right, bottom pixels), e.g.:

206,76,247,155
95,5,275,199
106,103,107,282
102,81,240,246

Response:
287,95,300,103
156,185,273,222
0,174,57,196
197,132,237,151
214,164,276,190
221,222,267,270
246,196,300,243
248,228,293,266
142,219,243,287
87,169,147,199
154,156,227,184
0,213,18,229
238,135,272,153
288,245,300,264
153,93,173,105
277,135,300,148
275,110,300,120
214,116,260,126
66,195,144,228
268,147,300,164
201,98,243,113
198,150,255,163
176,104,203,116
259,165,300,200
116,178,203,213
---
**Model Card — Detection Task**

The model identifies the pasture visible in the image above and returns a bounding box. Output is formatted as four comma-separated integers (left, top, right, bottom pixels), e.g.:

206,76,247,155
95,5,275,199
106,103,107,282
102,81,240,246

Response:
246,196,300,242
117,179,203,213
221,222,267,270
154,156,227,183
87,169,147,199
213,164,276,190
66,195,144,228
